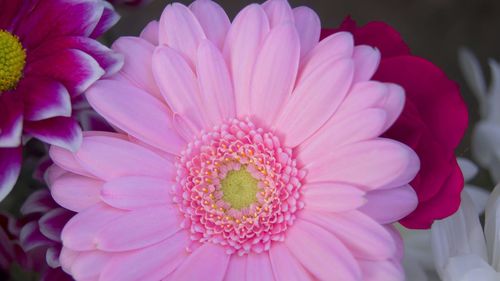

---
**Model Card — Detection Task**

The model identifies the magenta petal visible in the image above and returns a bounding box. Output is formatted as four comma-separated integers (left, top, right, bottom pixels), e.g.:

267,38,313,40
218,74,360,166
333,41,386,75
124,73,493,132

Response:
20,189,58,215
39,208,73,242
0,94,23,147
19,221,54,252
21,77,71,121
26,49,105,96
0,147,22,201
24,117,82,152
29,36,123,78
90,1,120,39
14,0,104,48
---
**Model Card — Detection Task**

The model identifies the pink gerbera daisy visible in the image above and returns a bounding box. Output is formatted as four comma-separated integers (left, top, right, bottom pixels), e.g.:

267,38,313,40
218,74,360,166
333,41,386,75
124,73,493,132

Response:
50,0,420,280
0,0,122,201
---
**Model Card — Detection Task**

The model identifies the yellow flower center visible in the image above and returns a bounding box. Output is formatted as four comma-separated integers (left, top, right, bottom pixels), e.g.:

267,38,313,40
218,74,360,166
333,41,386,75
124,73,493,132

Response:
0,30,26,92
220,166,259,210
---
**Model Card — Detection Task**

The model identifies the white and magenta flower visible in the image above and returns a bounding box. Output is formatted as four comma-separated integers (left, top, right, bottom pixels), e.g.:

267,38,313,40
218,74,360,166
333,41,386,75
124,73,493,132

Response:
50,0,420,280
0,0,123,201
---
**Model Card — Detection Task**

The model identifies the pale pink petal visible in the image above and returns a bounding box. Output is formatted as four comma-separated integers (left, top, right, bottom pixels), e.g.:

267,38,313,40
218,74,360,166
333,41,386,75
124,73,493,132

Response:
285,219,361,280
189,0,230,50
101,176,174,210
100,231,189,281
45,165,66,186
352,45,381,83
94,206,181,251
298,109,387,164
111,37,162,99
299,210,396,260
293,6,320,58
275,58,354,147
250,23,300,127
62,203,126,251
70,250,112,280
196,40,236,124
269,243,311,281
359,260,404,281
51,173,103,212
380,84,406,131
360,185,418,224
159,3,206,64
86,79,185,155
299,32,353,80
305,139,420,190
246,253,275,281
49,146,92,178
224,255,246,281
152,46,207,131
223,4,269,117
302,182,366,212
59,247,79,274
140,20,159,45
262,0,294,28
75,135,175,180
169,243,230,281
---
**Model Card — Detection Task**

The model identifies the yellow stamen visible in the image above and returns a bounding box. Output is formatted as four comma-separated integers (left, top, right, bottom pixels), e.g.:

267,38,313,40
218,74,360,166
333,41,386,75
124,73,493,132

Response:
0,30,25,92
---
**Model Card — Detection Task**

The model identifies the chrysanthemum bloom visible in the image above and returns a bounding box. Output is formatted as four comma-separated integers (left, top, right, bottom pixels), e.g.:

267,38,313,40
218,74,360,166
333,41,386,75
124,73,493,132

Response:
50,0,420,280
322,17,468,229
0,0,123,201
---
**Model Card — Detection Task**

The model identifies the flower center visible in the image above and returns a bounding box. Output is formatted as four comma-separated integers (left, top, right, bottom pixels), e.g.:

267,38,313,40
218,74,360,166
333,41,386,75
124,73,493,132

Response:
0,30,26,92
174,118,305,255
220,166,259,210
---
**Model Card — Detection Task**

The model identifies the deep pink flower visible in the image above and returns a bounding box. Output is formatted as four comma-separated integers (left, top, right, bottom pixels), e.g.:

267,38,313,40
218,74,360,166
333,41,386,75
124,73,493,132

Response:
50,1,420,280
0,0,123,201
322,17,468,229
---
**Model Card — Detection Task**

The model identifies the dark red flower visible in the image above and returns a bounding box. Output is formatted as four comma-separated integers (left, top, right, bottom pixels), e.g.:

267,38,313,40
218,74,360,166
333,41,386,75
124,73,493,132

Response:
323,17,468,229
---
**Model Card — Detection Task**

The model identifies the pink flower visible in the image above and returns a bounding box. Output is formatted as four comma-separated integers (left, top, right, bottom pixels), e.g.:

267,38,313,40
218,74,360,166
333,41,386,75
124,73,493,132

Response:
322,17,469,229
0,0,123,201
50,0,420,280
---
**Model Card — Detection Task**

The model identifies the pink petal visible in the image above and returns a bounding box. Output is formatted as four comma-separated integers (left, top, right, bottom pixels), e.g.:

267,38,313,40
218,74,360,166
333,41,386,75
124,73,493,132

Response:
94,206,181,251
224,255,246,280
100,231,189,281
22,77,71,121
70,250,111,280
169,243,230,281
269,243,311,281
140,20,159,45
45,165,66,187
24,117,82,152
111,37,162,99
285,219,361,280
246,253,275,281
302,182,366,212
196,40,236,124
189,0,230,50
275,58,354,147
61,203,126,251
50,173,103,212
0,147,21,201
159,3,206,64
360,185,418,224
101,176,174,210
299,32,353,80
39,208,73,242
359,260,404,281
223,4,269,117
305,138,420,190
262,0,294,28
298,109,387,164
26,49,105,96
59,247,79,274
75,135,175,180
299,210,396,260
86,79,184,155
352,45,381,83
49,145,92,178
152,46,207,132
293,6,320,58
250,23,300,127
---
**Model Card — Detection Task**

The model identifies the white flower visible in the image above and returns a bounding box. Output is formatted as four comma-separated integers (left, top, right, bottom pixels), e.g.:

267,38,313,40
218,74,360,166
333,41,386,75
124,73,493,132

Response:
459,48,500,182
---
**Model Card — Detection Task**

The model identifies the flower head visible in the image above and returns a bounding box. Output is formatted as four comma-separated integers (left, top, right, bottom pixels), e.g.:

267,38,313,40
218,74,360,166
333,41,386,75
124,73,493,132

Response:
323,17,469,229
0,0,123,201
50,0,420,280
